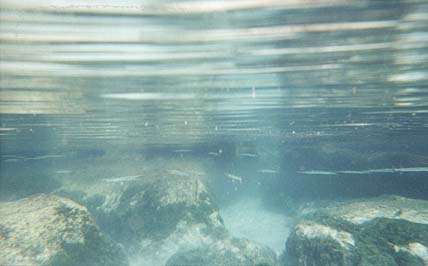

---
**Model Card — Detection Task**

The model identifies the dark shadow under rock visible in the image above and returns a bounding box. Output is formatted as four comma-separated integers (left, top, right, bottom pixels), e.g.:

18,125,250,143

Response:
166,238,279,266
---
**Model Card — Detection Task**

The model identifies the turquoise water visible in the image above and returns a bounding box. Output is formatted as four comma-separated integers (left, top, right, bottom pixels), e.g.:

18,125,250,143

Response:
1,1,428,265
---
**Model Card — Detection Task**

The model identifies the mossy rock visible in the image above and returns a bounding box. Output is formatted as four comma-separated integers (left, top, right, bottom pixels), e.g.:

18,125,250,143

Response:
0,194,128,266
283,214,428,266
86,175,224,248
46,225,127,266
355,218,428,266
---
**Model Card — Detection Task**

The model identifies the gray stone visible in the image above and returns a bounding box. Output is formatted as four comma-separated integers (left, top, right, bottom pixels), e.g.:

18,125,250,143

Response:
284,222,358,266
55,159,224,244
61,171,227,248
282,196,428,266
0,194,128,266
54,160,228,264
54,159,280,265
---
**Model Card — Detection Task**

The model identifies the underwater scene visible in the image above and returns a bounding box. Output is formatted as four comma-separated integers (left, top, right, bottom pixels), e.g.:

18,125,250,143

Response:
0,0,428,265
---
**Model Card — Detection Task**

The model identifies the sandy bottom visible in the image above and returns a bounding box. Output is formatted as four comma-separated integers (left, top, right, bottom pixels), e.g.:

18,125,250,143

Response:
220,197,292,255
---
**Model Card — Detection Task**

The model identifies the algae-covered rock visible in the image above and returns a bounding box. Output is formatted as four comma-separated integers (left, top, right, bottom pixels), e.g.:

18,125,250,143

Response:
304,195,428,225
282,196,428,266
0,194,128,266
55,159,224,246
166,237,278,266
54,158,280,266
106,173,231,265
284,221,358,266
54,160,230,264
76,172,226,250
108,174,224,243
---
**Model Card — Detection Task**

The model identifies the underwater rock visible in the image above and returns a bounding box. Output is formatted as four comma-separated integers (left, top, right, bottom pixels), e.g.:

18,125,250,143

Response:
54,159,280,265
284,222,358,266
111,171,280,265
282,195,428,266
54,160,223,242
0,194,128,266
166,237,279,266
55,163,229,263
303,195,428,225
96,173,225,247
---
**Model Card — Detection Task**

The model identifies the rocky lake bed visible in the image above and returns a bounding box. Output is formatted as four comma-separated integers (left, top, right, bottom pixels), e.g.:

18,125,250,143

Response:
1,155,427,266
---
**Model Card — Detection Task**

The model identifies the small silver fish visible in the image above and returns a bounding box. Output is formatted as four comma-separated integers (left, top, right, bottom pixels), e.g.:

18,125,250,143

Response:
102,175,142,183
337,170,367,174
224,173,243,184
174,149,192,153
257,169,278,174
297,171,337,175
55,170,72,174
3,158,19,162
25,155,65,161
394,167,428,172
337,167,428,175
239,153,257,158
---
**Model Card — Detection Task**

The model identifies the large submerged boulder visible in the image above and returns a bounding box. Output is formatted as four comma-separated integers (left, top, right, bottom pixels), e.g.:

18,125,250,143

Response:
56,163,226,246
282,195,428,266
105,174,225,243
0,194,128,266
55,158,279,265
